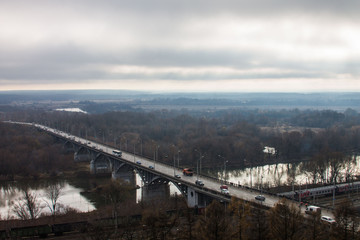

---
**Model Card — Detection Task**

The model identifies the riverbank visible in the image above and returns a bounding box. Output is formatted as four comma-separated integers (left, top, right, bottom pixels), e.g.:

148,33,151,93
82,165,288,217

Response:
0,162,92,182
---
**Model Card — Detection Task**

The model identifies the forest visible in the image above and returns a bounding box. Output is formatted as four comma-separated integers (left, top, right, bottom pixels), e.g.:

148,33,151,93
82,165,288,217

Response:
1,106,359,185
0,123,73,179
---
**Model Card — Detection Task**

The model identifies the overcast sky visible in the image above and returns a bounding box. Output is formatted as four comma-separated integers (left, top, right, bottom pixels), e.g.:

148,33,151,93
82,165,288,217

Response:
1,0,359,92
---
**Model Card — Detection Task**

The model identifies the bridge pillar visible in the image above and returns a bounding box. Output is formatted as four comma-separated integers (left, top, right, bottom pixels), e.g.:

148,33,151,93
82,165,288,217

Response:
186,187,211,208
90,159,96,174
141,183,170,202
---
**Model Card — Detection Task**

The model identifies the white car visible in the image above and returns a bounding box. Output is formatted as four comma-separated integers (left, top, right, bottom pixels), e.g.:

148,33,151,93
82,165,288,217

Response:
321,216,336,224
221,188,230,195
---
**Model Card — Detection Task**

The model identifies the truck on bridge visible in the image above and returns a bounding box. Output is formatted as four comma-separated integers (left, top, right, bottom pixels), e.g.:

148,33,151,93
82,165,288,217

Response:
183,168,194,176
112,150,122,157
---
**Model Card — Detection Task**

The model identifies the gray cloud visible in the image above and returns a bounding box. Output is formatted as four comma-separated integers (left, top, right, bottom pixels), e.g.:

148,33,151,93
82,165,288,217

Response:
0,0,359,91
0,43,358,82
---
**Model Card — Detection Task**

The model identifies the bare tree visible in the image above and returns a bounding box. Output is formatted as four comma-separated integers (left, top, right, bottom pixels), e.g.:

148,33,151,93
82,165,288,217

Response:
228,197,251,240
334,198,359,240
195,200,232,240
267,199,305,240
99,180,133,229
12,189,42,220
44,184,63,216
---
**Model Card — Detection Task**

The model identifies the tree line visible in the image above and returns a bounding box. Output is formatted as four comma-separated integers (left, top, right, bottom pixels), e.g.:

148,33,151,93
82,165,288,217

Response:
0,123,73,179
2,107,360,172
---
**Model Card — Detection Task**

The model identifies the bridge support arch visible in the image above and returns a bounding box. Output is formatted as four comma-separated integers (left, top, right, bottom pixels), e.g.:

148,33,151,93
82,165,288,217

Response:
63,140,76,153
112,162,136,185
74,146,92,162
90,153,112,174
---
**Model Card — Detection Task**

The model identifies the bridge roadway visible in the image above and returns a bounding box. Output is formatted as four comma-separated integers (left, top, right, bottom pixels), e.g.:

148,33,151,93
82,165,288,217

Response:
6,121,335,218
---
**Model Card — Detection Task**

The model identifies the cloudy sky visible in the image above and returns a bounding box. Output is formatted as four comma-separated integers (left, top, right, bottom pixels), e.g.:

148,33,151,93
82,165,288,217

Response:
1,0,359,92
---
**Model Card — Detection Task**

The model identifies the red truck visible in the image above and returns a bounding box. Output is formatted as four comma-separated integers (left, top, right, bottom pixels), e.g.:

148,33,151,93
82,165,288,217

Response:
183,168,194,176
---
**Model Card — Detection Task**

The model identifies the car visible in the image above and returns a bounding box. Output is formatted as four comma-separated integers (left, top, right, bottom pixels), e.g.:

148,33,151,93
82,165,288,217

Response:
136,161,141,165
255,195,265,201
220,185,228,190
221,188,230,195
321,216,336,224
149,165,154,169
305,206,321,215
175,174,181,179
195,180,204,186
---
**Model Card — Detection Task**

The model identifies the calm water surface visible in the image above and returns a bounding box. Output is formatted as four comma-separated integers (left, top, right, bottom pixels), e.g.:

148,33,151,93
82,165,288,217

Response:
0,178,97,219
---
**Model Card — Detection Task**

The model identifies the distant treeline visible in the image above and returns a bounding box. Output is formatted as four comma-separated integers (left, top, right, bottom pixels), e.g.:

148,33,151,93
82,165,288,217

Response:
2,107,359,172
1,91,360,113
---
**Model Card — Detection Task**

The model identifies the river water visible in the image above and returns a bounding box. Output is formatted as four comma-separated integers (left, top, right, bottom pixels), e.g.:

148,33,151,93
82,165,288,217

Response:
1,156,359,219
0,174,180,219
0,178,97,219
214,156,360,190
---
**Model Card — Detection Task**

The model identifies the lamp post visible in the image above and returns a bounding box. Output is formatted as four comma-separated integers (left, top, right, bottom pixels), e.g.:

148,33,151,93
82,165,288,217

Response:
138,137,143,156
195,149,204,181
173,154,176,176
218,155,228,184
177,150,180,168
153,144,159,169
169,145,177,176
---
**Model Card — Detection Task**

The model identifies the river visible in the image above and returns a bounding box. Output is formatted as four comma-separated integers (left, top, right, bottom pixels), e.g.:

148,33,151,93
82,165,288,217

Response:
0,173,181,220
0,178,100,219
208,156,360,189
1,156,359,219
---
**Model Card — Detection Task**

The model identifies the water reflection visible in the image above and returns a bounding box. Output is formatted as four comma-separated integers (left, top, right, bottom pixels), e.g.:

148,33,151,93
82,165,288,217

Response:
0,179,96,219
0,173,182,219
220,156,360,190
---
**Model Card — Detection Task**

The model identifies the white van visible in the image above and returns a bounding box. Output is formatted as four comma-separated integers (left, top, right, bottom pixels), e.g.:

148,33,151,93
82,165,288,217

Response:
305,205,321,215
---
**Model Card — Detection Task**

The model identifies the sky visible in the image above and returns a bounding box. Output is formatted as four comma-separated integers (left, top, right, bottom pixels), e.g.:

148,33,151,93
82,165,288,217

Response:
0,0,359,92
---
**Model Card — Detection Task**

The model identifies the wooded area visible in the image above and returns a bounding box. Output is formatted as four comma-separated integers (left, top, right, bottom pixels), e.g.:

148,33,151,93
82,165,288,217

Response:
0,123,73,179
1,107,360,182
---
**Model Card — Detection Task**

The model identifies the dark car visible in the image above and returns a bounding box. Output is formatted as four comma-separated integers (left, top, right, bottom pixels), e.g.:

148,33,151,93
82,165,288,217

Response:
136,161,141,165
255,195,265,201
149,165,154,169
195,180,204,186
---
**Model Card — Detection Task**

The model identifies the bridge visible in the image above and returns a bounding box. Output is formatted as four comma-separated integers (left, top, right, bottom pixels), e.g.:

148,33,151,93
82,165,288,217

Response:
7,121,289,209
